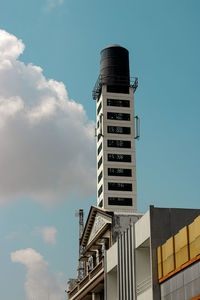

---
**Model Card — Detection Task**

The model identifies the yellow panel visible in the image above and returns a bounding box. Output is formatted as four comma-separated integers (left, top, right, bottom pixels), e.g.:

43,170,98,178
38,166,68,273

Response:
190,235,200,259
189,215,200,259
189,216,200,243
194,215,200,227
174,226,188,253
163,255,175,276
157,246,163,279
157,246,162,264
162,259,167,277
175,245,189,268
189,221,196,243
158,262,163,279
194,216,200,239
162,243,167,261
162,237,174,265
166,237,174,257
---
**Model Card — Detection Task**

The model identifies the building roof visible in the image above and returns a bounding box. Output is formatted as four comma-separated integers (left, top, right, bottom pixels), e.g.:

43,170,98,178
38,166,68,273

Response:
80,206,113,247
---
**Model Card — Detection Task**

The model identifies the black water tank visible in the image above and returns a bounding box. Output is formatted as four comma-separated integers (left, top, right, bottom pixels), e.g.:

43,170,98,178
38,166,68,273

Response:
100,45,130,92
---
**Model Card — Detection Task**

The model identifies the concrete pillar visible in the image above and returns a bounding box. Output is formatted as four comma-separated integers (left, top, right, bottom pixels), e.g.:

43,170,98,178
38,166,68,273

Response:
92,293,100,300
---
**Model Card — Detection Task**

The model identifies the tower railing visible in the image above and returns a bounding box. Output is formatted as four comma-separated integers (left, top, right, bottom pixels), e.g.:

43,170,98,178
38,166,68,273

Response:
92,75,138,100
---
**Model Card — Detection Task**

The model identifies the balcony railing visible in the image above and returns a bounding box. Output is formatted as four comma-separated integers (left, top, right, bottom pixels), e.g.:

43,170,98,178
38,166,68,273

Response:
68,260,104,299
136,276,152,295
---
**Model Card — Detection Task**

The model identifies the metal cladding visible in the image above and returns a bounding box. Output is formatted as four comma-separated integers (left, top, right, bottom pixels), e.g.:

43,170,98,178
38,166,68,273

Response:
100,45,130,87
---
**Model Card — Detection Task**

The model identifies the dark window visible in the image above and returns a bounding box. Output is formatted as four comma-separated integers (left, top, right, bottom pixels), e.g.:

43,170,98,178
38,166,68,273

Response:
98,143,102,155
98,200,103,208
107,85,129,94
107,126,130,134
98,185,103,197
98,157,102,169
107,112,130,121
98,134,102,141
97,102,102,115
108,154,131,162
107,140,131,148
97,121,99,128
108,182,132,191
107,99,130,107
108,197,132,206
98,171,103,183
108,168,132,177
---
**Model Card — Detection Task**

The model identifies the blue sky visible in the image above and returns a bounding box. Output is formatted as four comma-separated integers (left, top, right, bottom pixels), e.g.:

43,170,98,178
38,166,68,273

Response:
0,0,200,299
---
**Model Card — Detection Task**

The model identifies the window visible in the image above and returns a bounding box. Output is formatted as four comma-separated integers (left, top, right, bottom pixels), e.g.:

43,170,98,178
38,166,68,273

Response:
107,99,130,107
98,143,102,155
97,121,99,128
107,140,131,148
98,171,103,183
108,197,132,206
108,154,131,163
98,185,103,197
97,102,102,115
108,182,132,191
107,112,130,121
107,126,130,134
98,200,103,208
98,134,101,141
107,85,129,94
108,168,132,177
98,157,102,169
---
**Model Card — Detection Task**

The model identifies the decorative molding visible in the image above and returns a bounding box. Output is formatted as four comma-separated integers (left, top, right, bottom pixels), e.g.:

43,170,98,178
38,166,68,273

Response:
88,215,106,244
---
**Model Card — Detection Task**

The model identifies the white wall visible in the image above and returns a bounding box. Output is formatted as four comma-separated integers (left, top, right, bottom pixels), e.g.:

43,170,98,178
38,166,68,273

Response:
136,247,151,286
137,287,152,300
106,242,118,273
135,247,152,299
107,268,117,300
135,210,150,248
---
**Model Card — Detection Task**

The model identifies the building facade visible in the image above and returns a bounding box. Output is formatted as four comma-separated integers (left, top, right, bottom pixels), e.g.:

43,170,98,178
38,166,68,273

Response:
67,46,200,300
158,214,200,300
94,45,138,212
105,206,200,300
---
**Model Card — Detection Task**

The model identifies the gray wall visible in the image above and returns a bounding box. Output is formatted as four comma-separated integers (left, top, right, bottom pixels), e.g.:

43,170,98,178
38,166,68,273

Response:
161,260,200,300
112,213,141,244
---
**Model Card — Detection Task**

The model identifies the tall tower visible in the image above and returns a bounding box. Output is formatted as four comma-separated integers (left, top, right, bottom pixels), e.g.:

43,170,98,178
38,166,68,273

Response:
93,45,138,212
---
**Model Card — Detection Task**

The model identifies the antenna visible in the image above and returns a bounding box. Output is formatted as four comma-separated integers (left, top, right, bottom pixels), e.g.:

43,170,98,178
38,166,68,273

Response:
75,209,85,280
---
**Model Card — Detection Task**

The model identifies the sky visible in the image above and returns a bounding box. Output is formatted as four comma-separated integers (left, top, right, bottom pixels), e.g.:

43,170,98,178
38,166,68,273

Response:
0,0,200,299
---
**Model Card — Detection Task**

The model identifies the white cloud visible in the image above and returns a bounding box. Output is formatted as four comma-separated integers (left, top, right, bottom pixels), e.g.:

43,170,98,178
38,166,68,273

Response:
0,30,24,59
11,248,65,300
0,29,96,205
45,0,64,11
33,226,57,244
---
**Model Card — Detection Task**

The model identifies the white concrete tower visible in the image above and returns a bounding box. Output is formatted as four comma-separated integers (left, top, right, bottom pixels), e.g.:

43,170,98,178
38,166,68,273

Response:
93,45,139,213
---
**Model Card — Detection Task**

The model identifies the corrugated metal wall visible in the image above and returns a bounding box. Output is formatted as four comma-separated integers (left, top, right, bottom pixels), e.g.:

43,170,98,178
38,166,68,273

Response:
118,223,136,300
